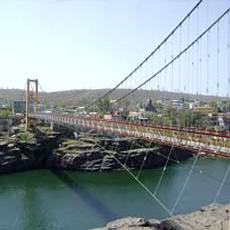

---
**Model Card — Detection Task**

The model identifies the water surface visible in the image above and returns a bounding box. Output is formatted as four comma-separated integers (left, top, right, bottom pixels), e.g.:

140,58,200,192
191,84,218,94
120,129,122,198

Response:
0,157,229,230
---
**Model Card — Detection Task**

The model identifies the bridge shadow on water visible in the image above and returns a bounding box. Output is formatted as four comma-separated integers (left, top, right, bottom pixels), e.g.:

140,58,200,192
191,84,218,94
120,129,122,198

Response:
51,169,118,222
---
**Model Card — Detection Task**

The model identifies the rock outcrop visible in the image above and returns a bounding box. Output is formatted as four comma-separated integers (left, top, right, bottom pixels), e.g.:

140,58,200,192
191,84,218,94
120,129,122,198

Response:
0,129,193,173
48,137,193,171
91,203,230,230
92,217,158,230
0,131,60,173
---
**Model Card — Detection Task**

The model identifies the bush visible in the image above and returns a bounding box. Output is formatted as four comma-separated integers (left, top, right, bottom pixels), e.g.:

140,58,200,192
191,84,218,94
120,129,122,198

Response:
0,109,11,118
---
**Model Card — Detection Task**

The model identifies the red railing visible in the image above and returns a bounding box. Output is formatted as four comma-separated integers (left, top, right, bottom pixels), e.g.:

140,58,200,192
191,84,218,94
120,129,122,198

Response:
34,113,230,158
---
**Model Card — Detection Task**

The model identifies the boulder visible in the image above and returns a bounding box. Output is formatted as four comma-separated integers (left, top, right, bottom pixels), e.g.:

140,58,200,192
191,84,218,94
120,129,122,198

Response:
158,220,184,230
91,217,157,230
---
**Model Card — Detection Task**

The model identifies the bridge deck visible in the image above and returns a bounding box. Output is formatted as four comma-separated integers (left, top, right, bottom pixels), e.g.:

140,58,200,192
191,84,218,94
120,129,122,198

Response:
35,114,230,158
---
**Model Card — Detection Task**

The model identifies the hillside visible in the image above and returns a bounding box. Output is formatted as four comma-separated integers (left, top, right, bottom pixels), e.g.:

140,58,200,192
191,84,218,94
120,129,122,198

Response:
0,88,225,108
0,89,25,102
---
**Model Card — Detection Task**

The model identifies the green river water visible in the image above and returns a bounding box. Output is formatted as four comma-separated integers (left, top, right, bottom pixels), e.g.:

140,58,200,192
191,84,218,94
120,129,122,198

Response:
0,157,229,230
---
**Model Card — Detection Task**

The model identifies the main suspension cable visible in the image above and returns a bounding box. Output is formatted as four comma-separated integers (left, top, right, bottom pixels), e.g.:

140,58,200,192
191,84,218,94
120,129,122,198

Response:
85,0,203,109
114,7,230,104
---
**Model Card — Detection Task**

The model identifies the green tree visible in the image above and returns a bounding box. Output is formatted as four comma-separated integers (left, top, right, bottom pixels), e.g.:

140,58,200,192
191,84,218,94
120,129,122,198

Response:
97,97,111,114
208,100,218,109
0,109,11,118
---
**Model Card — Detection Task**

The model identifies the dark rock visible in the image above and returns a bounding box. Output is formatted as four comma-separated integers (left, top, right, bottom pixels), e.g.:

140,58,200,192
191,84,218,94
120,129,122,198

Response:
158,220,184,230
0,130,62,173
0,130,193,173
46,135,193,171
106,217,153,229
0,140,9,151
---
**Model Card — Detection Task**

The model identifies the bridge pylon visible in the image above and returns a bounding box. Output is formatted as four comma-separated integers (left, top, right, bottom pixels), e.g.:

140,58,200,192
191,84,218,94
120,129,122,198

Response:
25,78,39,131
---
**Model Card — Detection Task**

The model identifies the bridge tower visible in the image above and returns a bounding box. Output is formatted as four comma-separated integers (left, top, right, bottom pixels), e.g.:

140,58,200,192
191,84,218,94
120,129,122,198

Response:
25,78,39,131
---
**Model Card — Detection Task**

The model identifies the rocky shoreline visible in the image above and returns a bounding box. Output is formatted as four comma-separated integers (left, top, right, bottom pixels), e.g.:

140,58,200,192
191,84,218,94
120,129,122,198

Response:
0,126,193,173
91,203,230,230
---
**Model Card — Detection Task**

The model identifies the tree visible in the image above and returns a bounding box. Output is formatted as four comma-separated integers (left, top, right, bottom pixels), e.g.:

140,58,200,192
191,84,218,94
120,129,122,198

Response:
97,97,111,114
145,98,155,112
208,100,218,109
0,109,11,118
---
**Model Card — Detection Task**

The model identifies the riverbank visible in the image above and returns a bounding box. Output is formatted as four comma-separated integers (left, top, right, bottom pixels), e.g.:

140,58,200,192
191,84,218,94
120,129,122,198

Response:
0,127,193,173
92,203,230,230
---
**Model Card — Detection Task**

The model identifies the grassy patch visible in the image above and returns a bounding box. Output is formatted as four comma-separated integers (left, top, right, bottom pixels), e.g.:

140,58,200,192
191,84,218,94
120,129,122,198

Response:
16,132,35,142
62,139,81,147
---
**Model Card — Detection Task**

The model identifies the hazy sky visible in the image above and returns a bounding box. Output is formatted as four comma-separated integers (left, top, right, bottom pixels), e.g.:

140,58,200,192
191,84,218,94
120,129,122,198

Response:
0,0,229,92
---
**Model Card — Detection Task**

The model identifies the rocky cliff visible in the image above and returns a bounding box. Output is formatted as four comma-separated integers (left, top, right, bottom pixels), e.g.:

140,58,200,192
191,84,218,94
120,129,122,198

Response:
0,131,60,173
0,129,193,173
47,135,193,171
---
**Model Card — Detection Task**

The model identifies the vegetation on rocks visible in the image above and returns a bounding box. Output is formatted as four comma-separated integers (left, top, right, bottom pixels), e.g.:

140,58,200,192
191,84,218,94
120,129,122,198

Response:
15,132,35,142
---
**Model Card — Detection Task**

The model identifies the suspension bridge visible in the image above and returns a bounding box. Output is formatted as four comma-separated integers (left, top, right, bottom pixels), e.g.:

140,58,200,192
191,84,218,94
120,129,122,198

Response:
26,0,230,159
12,0,230,221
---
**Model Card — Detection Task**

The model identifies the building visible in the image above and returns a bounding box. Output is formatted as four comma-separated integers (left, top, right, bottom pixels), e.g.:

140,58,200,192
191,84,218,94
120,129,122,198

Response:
170,99,184,110
12,100,26,115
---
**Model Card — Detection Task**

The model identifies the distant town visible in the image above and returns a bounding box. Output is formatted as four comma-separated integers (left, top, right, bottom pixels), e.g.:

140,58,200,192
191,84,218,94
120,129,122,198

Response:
0,91,230,133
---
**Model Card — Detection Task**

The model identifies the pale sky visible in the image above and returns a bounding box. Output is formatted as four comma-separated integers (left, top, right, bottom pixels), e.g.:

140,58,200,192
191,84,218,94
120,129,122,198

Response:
0,0,229,92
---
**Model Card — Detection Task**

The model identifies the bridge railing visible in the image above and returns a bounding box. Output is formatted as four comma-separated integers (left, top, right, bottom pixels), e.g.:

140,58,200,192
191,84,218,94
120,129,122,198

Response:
32,113,230,157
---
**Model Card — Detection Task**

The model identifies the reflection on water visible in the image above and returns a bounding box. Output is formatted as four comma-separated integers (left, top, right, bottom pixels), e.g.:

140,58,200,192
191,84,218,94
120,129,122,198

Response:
52,170,118,221
0,157,229,230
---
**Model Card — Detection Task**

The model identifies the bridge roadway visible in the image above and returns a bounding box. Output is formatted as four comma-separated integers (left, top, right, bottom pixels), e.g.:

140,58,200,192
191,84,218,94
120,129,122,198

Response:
34,113,230,158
